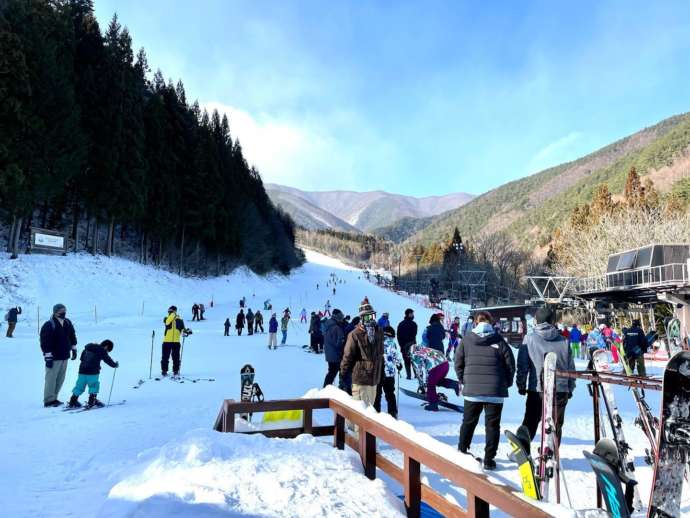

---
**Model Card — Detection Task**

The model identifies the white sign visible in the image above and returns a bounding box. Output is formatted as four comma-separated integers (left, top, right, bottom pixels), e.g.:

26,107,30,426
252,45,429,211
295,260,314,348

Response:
34,233,64,249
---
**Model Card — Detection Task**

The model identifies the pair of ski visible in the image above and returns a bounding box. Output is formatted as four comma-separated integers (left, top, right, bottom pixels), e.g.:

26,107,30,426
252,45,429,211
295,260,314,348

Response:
133,376,215,388
63,400,126,413
504,352,568,504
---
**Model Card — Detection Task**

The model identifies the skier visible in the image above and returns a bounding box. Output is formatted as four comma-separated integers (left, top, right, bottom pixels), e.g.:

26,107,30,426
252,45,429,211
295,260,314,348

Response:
240,297,246,308
268,313,278,349
246,308,255,336
235,309,245,336
199,303,205,320
309,312,322,353
254,310,264,333
623,319,648,376
66,339,118,408
263,299,271,310
455,310,515,470
161,306,185,377
424,313,446,353
333,287,336,296
40,304,78,407
280,311,290,345
340,298,384,408
517,306,575,441
461,315,475,338
569,323,582,361
300,308,307,324
324,300,331,317
223,318,231,336
5,305,21,338
377,312,390,329
397,308,418,380
411,343,459,411
322,309,348,390
446,316,461,359
374,326,403,419
192,303,199,321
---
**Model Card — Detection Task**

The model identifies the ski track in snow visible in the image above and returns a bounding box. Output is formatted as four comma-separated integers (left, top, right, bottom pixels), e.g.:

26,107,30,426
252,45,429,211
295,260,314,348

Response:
0,249,687,517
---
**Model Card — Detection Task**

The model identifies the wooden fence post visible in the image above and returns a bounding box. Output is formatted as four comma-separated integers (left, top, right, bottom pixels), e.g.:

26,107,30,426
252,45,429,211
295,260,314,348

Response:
467,492,490,518
404,454,421,518
334,413,345,450
303,408,313,435
359,428,376,480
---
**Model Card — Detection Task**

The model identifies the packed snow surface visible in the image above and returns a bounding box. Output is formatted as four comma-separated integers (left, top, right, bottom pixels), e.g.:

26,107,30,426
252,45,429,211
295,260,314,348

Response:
0,249,687,517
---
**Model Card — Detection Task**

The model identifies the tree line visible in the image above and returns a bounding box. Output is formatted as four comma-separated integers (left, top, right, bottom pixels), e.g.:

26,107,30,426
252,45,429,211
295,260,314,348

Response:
0,0,302,274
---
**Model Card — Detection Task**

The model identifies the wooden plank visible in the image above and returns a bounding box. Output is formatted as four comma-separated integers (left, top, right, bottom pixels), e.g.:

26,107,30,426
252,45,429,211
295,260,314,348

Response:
404,455,421,518
239,425,334,439
223,398,331,413
334,414,345,450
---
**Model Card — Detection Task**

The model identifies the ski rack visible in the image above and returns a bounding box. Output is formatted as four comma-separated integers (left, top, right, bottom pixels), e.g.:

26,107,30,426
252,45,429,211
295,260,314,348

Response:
555,369,662,509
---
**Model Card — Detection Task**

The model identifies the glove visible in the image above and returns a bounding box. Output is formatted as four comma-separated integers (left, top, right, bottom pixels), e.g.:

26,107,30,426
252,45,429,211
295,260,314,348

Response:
71,349,77,360
44,353,53,369
114,361,119,368
518,388,527,396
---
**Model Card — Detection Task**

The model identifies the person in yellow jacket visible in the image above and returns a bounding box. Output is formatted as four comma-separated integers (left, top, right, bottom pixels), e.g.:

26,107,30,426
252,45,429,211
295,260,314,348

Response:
162,305,185,376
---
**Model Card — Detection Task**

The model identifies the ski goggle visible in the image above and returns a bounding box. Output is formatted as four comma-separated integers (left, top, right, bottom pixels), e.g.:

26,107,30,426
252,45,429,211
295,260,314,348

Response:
361,313,376,323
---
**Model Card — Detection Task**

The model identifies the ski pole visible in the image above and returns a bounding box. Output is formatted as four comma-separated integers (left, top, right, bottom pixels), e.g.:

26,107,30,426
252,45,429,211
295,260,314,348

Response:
396,370,400,415
149,330,155,379
107,367,117,407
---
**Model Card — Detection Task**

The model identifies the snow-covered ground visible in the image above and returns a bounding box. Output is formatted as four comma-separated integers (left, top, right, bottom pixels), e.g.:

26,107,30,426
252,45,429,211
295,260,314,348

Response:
0,250,686,517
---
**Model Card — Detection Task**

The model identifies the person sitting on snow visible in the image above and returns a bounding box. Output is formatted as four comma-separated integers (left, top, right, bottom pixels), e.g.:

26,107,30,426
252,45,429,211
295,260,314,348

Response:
67,340,118,408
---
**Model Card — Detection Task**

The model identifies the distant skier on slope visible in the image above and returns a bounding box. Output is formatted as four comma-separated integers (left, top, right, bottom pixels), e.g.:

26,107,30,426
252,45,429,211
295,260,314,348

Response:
268,313,278,349
246,308,255,336
67,340,118,409
224,318,231,336
280,311,290,345
300,308,307,323
235,309,245,336
254,310,264,333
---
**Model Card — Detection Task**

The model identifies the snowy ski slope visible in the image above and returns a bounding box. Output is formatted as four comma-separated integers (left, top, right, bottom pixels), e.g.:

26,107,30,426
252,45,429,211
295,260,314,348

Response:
0,250,686,517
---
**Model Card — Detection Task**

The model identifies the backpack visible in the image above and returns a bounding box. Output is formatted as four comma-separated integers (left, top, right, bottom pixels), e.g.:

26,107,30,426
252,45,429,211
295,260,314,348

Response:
175,318,184,331
3,312,8,322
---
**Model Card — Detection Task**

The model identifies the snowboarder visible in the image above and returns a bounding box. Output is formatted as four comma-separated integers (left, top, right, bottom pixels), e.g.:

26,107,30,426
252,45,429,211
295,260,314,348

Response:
397,308,418,380
192,303,200,321
300,308,307,324
224,318,231,336
268,313,278,349
517,306,575,441
235,309,245,336
280,311,290,345
246,308,255,336
40,304,78,407
324,300,331,317
323,309,348,390
340,298,384,408
455,310,515,470
377,312,390,329
254,310,264,333
424,313,446,353
623,319,648,376
374,326,403,419
67,339,118,408
161,306,185,377
5,305,21,337
411,343,459,411
446,316,461,359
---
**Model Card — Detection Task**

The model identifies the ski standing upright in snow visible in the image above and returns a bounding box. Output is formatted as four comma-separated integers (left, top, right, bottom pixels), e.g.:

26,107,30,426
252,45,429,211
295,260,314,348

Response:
538,351,557,501
648,351,690,518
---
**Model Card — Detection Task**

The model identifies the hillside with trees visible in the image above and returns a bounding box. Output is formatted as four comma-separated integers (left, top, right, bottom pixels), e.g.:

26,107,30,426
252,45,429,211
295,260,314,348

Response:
0,0,301,275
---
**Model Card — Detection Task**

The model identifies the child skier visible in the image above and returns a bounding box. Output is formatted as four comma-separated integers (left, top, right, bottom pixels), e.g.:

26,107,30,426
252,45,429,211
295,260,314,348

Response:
374,326,403,419
446,316,461,359
67,339,118,408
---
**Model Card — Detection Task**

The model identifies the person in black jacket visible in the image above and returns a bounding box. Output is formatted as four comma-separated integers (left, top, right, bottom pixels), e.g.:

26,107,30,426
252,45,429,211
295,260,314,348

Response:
623,319,648,376
455,310,515,470
322,310,349,390
224,318,231,336
425,313,446,353
40,304,78,407
66,340,118,408
5,305,21,337
396,308,418,379
246,309,255,336
309,312,323,353
236,309,245,336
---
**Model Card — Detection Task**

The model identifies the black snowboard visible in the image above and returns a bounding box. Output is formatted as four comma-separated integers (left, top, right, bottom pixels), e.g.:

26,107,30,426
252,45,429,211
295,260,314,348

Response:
240,364,255,421
400,387,463,413
648,351,690,518
584,450,630,518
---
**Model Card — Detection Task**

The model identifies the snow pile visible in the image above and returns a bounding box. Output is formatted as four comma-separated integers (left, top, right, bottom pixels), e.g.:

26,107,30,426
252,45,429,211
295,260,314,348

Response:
101,429,405,518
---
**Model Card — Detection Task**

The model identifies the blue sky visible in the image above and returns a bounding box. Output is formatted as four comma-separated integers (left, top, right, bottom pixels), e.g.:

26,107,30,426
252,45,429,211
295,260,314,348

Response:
95,0,690,197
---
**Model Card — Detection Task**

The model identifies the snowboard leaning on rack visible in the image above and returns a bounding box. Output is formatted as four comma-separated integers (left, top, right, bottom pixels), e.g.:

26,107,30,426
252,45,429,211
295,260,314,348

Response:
505,426,541,500
583,449,631,518
648,351,690,518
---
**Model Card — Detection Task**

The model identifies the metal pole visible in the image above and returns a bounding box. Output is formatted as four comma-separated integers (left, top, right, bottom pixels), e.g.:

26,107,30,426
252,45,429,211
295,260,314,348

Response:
107,367,117,406
94,305,97,324
149,330,155,379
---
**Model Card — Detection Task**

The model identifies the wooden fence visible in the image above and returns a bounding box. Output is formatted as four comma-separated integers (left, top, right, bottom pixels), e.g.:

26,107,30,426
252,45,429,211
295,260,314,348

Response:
214,397,553,518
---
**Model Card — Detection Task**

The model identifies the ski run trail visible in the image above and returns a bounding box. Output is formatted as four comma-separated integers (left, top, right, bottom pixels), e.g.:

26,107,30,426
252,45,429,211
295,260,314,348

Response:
0,249,688,517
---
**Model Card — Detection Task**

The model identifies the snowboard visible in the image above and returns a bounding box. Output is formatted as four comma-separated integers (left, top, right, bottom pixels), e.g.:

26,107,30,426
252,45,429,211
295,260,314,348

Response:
538,352,557,502
592,349,643,510
400,387,463,413
505,426,541,500
583,450,631,518
240,364,255,421
665,318,683,356
648,351,690,518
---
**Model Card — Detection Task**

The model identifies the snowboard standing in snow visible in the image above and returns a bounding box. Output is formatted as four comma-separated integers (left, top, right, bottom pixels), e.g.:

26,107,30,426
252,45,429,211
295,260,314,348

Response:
592,349,643,511
505,426,541,500
239,364,264,422
538,352,557,501
584,445,631,518
648,351,690,518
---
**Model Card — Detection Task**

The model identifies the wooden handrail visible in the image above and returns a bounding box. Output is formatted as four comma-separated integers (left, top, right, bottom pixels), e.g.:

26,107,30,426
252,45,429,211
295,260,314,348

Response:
214,397,553,518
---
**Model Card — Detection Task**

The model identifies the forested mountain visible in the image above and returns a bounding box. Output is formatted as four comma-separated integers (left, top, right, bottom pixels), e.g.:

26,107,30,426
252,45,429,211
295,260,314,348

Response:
266,184,473,232
0,0,301,275
404,112,690,254
265,188,359,233
370,216,435,243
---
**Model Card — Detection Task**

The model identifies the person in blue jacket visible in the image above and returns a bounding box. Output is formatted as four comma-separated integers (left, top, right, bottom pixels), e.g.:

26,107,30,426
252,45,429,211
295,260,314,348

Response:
377,312,390,329
268,313,279,350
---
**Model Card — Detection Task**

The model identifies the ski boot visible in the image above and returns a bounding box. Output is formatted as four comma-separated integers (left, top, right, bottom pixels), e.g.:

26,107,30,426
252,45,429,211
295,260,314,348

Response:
483,458,497,470
67,395,82,409
87,394,104,408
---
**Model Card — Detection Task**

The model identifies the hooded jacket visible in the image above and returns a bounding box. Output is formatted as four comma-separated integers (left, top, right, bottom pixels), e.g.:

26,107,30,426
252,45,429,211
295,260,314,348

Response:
455,330,515,398
79,343,117,375
323,317,346,363
340,325,384,386
518,322,575,393
425,321,446,353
